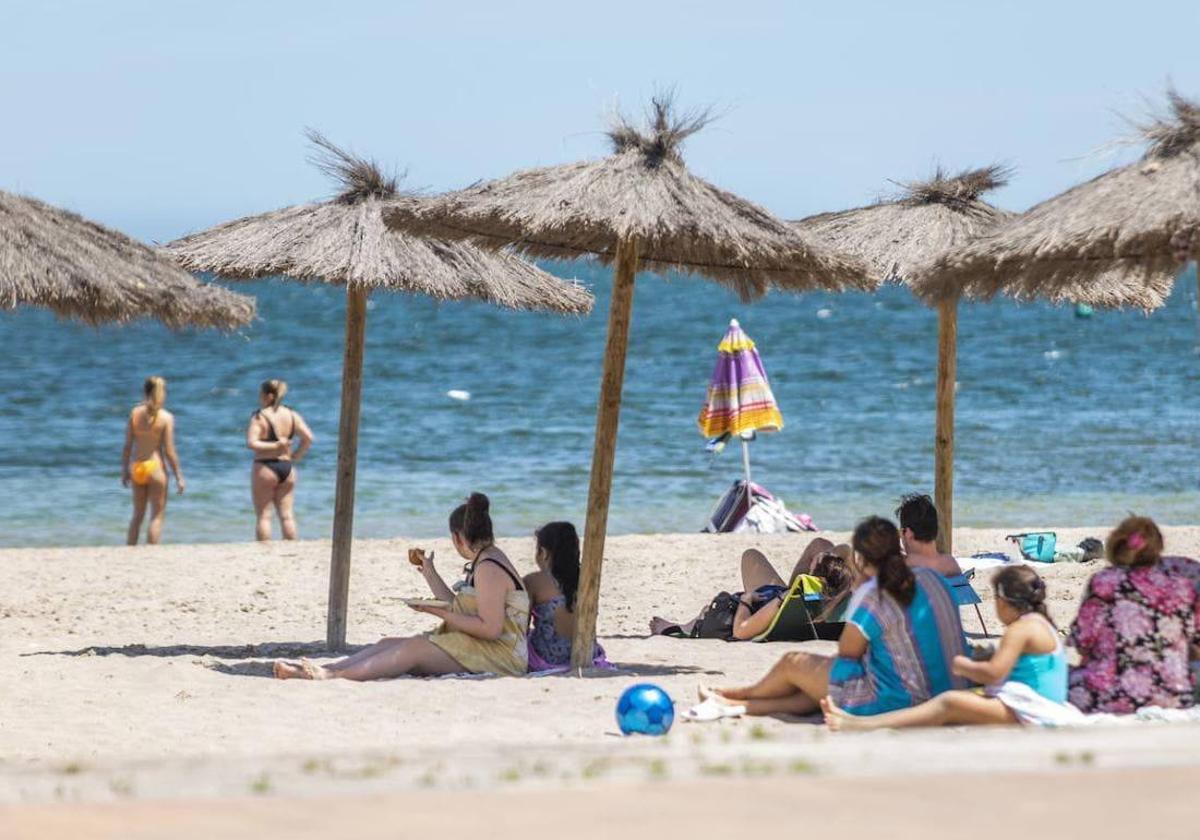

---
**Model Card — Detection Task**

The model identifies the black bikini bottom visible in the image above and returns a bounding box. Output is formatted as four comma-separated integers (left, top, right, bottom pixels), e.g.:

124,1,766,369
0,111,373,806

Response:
256,459,293,483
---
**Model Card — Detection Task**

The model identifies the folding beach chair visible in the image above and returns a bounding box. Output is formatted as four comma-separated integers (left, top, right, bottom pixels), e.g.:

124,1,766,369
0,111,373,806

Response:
945,568,989,637
753,576,844,643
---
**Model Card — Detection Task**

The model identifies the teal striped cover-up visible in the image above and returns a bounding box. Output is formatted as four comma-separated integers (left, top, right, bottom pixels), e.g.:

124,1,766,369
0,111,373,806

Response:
829,567,968,715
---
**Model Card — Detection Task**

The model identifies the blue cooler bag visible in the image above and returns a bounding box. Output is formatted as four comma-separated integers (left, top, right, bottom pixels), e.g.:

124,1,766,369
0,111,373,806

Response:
1007,532,1057,563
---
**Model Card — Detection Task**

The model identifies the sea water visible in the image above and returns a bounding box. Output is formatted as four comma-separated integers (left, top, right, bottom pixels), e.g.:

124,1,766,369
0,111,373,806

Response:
1,260,1196,547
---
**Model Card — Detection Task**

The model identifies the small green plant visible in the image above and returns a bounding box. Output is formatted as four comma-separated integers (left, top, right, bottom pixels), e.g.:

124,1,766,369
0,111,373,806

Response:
700,763,734,777
417,771,438,788
108,778,135,798
1053,751,1072,766
1079,750,1096,766
498,766,522,783
60,762,84,776
741,759,776,777
647,758,669,780
581,758,610,780
249,772,272,795
748,723,773,741
787,759,816,775
300,758,324,775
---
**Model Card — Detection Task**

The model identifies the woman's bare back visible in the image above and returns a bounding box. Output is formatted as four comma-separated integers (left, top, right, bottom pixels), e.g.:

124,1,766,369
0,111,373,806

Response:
129,404,170,461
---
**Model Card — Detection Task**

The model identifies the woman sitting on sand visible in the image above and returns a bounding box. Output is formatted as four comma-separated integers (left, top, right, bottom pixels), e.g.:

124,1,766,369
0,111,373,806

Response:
524,521,605,669
1068,516,1199,713
689,517,965,719
274,493,529,680
822,566,1080,730
247,379,313,541
121,376,185,545
649,538,855,641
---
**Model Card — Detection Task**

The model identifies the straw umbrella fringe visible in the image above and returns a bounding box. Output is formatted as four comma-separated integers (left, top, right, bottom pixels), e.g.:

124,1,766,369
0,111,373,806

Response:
167,132,593,649
914,89,1200,310
385,95,871,668
794,165,1012,553
0,190,255,329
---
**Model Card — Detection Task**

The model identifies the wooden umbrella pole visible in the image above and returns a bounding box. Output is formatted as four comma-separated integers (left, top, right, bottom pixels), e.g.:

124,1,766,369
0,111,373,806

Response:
326,284,370,650
934,296,958,555
571,237,639,670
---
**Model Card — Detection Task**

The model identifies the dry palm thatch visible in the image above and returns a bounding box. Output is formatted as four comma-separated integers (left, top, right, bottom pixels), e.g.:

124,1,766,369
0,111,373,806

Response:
0,190,255,329
792,165,1013,284
382,95,871,300
914,89,1200,310
166,131,593,315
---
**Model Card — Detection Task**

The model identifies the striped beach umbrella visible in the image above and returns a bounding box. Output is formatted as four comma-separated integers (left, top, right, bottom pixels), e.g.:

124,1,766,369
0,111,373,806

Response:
698,318,783,440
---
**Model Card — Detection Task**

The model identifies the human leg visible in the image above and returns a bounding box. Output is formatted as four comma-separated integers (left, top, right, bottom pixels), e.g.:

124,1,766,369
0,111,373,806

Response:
274,470,298,540
740,548,787,592
323,637,463,681
251,464,277,541
822,691,1018,731
707,651,833,715
127,484,148,545
146,471,169,545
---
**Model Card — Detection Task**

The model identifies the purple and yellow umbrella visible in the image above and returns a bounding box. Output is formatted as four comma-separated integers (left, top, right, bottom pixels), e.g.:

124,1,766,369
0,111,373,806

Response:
698,318,783,500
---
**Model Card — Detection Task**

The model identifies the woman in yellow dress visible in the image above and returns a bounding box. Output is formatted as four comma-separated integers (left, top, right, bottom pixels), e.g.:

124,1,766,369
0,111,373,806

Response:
274,492,528,680
121,376,185,545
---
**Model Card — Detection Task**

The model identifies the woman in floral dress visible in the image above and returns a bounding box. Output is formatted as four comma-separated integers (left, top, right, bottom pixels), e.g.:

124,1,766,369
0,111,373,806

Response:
1069,516,1200,713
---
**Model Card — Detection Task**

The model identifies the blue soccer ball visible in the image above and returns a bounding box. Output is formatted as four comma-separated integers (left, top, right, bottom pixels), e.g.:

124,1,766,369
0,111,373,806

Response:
616,683,674,736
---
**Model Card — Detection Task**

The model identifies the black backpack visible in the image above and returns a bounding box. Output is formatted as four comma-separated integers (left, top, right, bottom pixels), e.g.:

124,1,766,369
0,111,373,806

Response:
691,591,740,641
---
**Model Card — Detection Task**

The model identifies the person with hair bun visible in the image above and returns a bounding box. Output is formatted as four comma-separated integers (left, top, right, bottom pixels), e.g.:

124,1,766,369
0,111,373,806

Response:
246,379,313,540
1068,515,1200,713
121,376,185,544
823,565,1081,729
692,517,965,719
274,492,529,680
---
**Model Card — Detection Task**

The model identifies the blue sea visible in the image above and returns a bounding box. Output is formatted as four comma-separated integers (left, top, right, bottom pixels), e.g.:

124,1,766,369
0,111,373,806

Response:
1,261,1197,547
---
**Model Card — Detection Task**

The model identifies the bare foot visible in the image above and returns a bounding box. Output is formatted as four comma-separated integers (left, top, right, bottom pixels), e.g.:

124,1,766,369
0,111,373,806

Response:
273,658,328,681
273,660,304,680
820,696,863,731
698,684,739,704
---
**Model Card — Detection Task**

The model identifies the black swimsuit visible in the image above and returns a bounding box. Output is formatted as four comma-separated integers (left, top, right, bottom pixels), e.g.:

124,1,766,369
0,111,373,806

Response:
254,409,294,483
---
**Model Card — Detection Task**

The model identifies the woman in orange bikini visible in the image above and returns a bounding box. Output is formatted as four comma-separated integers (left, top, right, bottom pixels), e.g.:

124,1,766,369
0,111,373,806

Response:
121,376,185,545
247,379,314,541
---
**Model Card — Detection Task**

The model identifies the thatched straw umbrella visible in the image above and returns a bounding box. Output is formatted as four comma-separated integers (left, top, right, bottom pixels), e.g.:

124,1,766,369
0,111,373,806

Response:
0,190,254,329
793,166,1012,552
167,132,594,649
383,96,872,668
915,90,1198,311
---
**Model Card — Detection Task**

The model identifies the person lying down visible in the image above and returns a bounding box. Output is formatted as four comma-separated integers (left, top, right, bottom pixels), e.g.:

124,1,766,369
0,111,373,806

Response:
650,538,854,641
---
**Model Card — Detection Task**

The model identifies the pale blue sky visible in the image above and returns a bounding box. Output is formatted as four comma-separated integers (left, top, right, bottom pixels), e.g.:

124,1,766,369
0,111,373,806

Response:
3,1,1198,243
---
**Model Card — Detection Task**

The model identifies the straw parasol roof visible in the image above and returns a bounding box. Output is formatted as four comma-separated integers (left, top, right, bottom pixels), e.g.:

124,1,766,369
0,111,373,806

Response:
792,165,1013,284
914,89,1200,310
0,190,255,329
166,131,593,314
383,96,872,299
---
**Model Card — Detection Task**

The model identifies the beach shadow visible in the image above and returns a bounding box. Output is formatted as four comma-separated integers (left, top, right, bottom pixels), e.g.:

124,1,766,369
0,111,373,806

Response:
22,641,364,660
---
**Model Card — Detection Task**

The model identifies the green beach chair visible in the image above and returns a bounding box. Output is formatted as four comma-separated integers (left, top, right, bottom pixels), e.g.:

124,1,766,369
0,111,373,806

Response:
753,576,845,643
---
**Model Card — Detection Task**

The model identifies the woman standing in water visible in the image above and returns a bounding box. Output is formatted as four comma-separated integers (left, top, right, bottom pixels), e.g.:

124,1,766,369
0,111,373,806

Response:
121,376,185,545
246,379,313,541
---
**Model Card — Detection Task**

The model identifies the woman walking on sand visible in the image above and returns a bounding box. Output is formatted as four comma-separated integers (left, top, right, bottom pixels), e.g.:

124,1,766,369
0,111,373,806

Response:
247,379,313,541
121,376,185,545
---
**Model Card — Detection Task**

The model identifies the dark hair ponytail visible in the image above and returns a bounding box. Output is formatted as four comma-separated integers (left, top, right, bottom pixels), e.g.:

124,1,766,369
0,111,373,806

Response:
449,492,494,547
536,522,581,611
852,516,915,607
992,566,1055,627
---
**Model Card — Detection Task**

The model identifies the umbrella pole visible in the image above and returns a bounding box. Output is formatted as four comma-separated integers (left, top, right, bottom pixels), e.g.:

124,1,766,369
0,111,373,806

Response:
934,296,957,555
572,237,639,670
327,285,369,650
741,436,753,501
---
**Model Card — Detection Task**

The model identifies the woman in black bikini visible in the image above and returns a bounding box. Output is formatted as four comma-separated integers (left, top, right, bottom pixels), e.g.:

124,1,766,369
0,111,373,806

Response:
246,379,314,541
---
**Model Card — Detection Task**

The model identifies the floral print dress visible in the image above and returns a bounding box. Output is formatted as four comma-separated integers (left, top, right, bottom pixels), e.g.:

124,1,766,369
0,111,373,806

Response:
1068,562,1200,714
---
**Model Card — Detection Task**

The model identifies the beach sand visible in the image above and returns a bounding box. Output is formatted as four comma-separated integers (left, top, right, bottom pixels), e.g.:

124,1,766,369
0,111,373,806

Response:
2,528,1199,828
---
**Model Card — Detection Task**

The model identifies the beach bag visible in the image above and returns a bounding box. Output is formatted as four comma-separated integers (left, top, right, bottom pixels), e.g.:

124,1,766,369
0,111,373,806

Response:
1007,532,1057,563
692,592,740,640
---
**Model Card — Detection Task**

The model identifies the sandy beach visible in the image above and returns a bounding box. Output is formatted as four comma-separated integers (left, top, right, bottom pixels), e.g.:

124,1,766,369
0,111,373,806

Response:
3,527,1200,821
